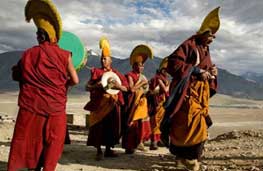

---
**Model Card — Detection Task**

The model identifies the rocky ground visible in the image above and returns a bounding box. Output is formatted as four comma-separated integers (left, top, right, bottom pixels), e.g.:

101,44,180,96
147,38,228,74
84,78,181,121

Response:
0,121,262,171
0,93,262,171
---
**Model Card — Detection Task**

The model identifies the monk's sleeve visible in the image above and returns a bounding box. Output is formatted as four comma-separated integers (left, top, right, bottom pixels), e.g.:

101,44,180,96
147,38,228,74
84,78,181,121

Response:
12,51,28,82
209,76,218,97
167,43,200,79
12,60,22,82
119,72,129,88
88,68,100,85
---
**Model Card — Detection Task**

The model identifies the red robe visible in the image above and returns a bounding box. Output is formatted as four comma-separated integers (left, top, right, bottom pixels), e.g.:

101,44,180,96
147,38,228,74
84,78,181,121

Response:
122,71,151,150
85,67,128,147
8,42,70,171
148,73,169,142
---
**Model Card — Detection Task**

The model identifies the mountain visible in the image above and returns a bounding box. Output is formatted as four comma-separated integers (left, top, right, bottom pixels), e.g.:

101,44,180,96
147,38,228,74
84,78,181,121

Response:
217,69,263,99
241,72,263,85
1,50,263,100
0,51,23,91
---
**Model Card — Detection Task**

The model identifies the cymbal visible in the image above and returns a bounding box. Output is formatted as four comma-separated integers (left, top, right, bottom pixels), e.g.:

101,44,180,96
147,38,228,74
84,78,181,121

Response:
101,71,121,95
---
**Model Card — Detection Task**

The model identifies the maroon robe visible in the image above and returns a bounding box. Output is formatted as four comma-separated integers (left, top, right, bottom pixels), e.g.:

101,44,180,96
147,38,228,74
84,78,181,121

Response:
166,35,217,119
8,42,70,171
122,71,151,151
148,73,169,142
85,67,128,147
166,35,218,160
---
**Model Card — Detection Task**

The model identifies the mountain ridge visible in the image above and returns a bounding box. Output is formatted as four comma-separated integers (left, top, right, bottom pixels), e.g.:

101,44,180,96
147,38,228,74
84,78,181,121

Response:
1,51,263,100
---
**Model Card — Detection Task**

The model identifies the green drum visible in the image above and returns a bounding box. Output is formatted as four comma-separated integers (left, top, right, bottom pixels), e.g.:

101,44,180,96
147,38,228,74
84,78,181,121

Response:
58,31,87,71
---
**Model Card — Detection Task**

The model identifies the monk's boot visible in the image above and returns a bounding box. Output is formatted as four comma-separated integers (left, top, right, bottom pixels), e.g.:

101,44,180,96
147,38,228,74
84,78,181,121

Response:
95,151,104,161
95,147,104,161
137,142,147,152
183,159,200,171
104,149,119,158
125,148,135,154
175,159,187,170
157,141,165,147
149,141,158,150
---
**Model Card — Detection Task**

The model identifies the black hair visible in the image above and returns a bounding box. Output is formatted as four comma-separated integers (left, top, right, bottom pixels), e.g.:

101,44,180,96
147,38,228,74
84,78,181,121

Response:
36,28,50,43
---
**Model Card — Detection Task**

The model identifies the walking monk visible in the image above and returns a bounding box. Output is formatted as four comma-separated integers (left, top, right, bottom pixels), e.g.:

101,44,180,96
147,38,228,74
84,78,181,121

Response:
163,7,220,171
148,57,170,150
122,44,153,154
8,0,79,170
84,37,128,160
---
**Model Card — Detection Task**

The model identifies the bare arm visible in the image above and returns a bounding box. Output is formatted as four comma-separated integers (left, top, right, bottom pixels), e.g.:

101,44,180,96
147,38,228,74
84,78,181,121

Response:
67,55,79,86
128,75,148,92
111,79,128,92
158,79,169,93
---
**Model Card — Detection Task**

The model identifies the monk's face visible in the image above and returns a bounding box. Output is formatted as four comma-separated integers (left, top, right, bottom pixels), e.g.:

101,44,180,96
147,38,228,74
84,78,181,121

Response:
201,31,216,45
101,56,112,70
133,62,144,74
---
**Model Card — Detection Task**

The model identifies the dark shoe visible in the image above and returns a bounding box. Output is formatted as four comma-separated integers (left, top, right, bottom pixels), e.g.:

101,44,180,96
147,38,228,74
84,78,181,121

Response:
157,141,165,147
95,152,104,161
125,149,135,154
160,133,170,148
149,142,158,150
104,149,119,157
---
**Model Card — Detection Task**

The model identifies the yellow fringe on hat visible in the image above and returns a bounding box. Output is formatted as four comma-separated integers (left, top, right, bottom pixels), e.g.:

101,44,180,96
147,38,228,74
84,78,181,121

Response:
130,44,153,66
99,37,111,57
159,57,168,70
197,7,220,35
25,0,62,42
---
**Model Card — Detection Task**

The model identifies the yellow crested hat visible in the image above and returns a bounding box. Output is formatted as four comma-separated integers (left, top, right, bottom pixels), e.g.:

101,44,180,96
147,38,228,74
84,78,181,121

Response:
159,57,168,70
99,37,111,58
25,0,62,43
130,44,153,66
197,7,220,35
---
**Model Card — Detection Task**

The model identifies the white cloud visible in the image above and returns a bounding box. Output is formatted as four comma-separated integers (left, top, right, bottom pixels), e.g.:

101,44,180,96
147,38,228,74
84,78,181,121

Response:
0,0,262,74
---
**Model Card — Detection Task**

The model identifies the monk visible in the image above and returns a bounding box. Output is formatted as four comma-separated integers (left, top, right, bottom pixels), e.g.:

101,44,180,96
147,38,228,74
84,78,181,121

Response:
163,7,220,171
148,58,170,150
122,62,151,154
84,37,128,160
8,28,78,171
8,1,79,171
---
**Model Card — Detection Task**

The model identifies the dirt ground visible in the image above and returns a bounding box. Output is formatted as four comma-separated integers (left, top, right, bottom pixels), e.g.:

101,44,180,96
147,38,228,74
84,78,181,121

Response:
0,92,262,171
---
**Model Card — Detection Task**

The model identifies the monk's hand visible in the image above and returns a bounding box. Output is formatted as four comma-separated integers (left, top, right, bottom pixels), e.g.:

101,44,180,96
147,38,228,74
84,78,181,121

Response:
141,79,148,86
209,65,218,77
200,70,212,81
111,79,122,90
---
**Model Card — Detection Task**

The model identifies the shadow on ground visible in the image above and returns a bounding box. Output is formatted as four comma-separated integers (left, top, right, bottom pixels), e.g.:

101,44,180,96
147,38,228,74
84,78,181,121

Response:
59,144,184,171
0,161,7,171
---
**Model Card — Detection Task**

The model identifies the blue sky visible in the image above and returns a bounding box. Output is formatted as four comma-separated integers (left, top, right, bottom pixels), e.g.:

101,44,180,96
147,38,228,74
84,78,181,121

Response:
0,0,262,75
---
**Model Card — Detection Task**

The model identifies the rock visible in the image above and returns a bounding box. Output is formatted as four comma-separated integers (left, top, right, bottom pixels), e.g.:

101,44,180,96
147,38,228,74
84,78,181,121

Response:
250,166,260,171
201,164,208,171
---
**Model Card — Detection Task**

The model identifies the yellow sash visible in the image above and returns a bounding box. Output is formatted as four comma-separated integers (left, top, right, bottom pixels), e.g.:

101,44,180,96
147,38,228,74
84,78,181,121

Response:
170,80,210,146
131,90,148,121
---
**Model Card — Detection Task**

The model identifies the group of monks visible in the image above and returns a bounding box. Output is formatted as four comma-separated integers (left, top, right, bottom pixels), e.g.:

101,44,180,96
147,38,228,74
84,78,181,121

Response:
7,0,221,171
84,40,170,161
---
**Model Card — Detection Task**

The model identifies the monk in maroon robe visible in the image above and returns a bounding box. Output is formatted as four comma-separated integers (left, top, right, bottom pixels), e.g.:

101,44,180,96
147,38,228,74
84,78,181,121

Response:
8,28,79,171
161,7,220,170
84,40,128,160
122,62,151,154
148,67,169,150
163,31,218,170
